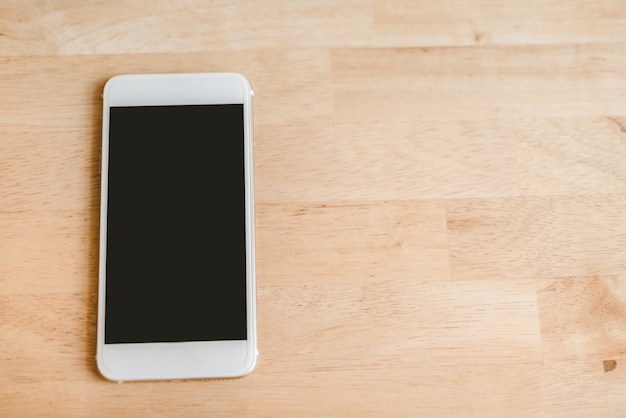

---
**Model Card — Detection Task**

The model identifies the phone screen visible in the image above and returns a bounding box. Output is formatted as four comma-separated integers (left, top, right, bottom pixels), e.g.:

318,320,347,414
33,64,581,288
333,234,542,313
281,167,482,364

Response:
104,104,247,344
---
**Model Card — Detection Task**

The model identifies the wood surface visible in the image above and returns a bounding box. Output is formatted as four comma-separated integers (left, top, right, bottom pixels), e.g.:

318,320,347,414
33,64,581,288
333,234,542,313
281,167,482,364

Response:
2,0,626,416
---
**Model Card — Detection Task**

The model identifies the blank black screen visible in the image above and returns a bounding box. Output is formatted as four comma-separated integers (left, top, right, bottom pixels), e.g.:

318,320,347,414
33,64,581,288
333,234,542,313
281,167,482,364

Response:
105,104,247,344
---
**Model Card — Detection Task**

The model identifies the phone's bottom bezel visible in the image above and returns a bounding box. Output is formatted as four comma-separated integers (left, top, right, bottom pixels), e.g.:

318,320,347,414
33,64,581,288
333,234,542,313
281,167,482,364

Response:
97,340,256,382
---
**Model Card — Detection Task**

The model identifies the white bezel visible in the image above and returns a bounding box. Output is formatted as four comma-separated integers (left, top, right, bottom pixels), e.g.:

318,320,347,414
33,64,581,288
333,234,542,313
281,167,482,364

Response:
97,73,257,382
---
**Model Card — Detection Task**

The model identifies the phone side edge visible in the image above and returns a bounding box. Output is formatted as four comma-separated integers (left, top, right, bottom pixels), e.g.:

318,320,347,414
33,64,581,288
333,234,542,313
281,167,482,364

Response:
96,77,113,380
242,72,258,377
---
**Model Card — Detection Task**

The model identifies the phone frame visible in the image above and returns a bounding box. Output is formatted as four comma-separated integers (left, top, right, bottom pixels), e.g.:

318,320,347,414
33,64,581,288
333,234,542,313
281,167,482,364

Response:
96,73,257,382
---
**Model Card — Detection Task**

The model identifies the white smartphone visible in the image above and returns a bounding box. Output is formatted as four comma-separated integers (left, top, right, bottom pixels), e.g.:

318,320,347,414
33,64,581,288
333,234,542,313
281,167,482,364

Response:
97,73,257,382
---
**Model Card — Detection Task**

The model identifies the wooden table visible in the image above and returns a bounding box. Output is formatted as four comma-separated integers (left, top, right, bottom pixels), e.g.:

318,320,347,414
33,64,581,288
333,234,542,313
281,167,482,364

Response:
2,1,626,416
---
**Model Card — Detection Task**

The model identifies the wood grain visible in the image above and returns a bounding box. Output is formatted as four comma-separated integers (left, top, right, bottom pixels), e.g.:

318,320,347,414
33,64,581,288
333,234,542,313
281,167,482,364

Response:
255,119,519,202
515,117,626,195
0,1,375,56
537,275,626,360
331,44,626,122
0,211,97,295
256,200,450,284
373,0,626,47
538,359,608,417
2,0,626,416
606,359,626,418
446,195,626,280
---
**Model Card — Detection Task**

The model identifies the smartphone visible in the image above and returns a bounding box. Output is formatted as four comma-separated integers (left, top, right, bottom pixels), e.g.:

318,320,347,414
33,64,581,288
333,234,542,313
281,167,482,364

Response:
96,73,257,381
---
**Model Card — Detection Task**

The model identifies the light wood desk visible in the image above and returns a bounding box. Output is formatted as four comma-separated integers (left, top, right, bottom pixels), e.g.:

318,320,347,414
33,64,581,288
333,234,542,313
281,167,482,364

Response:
2,1,626,416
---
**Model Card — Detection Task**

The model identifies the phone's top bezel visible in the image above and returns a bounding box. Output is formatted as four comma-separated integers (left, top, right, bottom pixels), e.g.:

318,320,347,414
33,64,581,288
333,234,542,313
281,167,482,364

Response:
97,73,256,382
104,72,251,106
